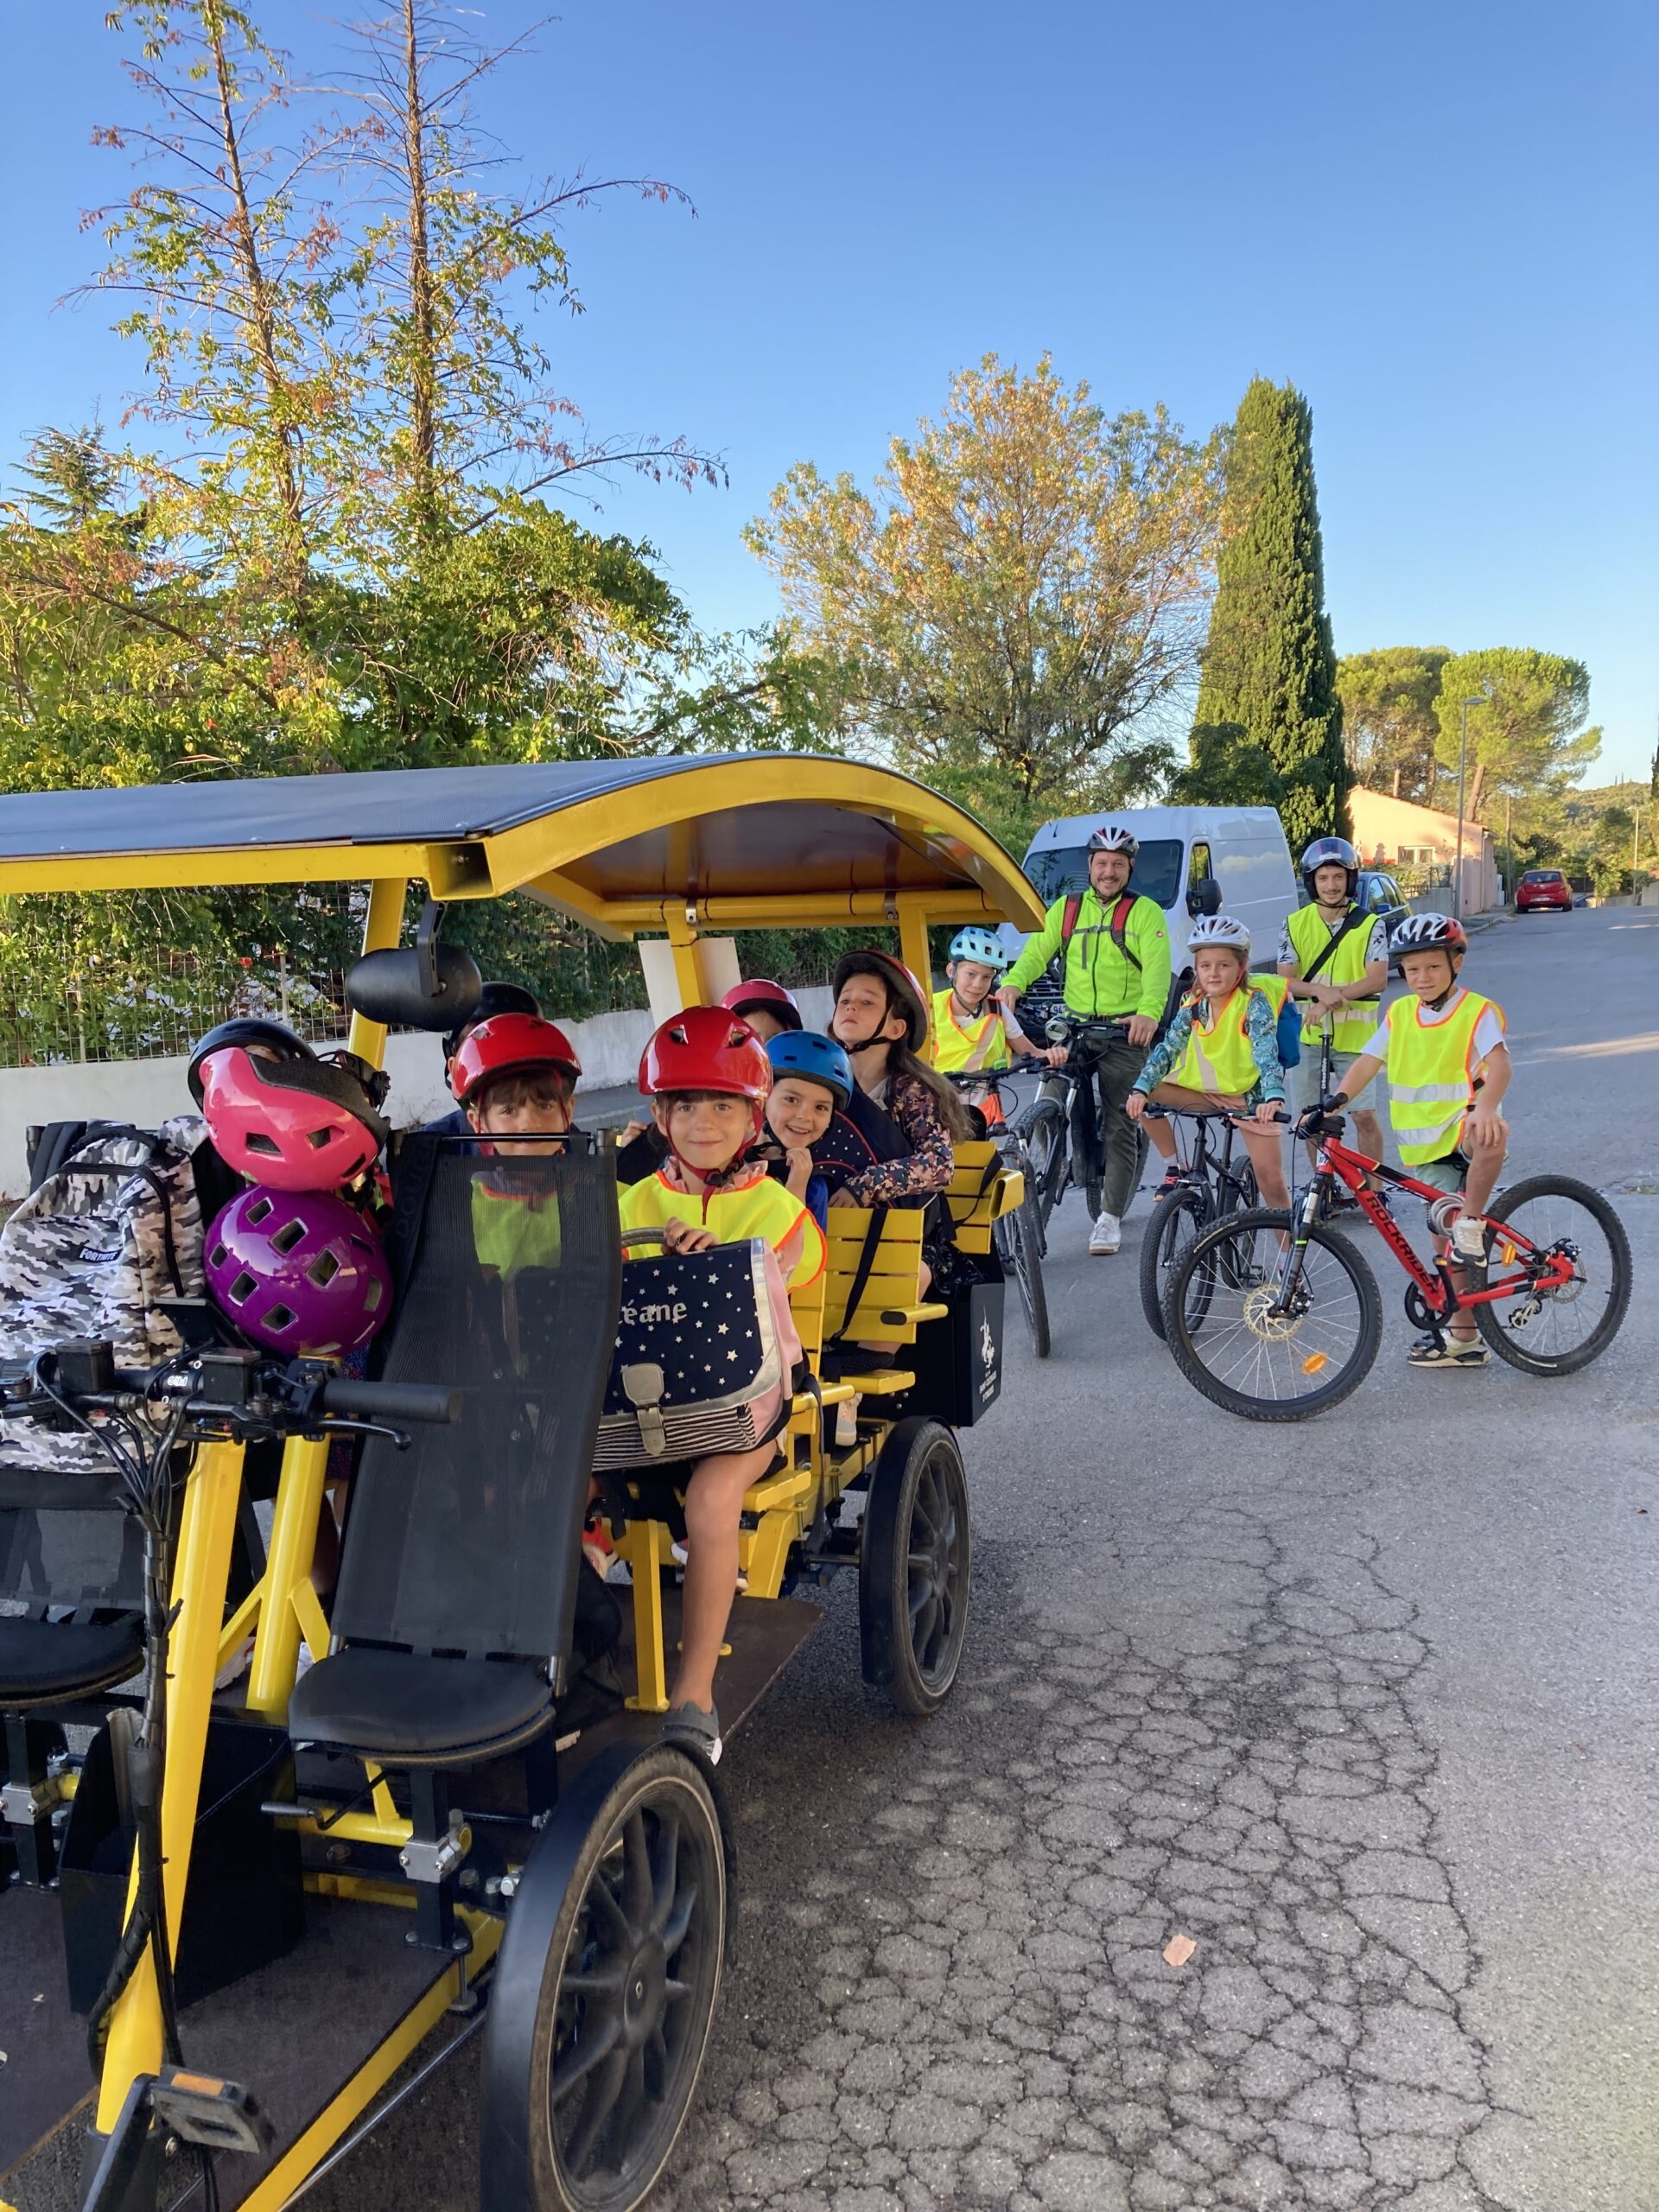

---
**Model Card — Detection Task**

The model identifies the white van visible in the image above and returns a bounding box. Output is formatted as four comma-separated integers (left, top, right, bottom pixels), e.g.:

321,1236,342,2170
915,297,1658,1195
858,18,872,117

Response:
999,804,1299,991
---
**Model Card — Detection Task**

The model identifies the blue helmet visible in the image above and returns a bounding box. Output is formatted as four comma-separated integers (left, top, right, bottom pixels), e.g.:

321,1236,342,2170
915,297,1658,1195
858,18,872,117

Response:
948,926,1009,971
766,1030,853,1110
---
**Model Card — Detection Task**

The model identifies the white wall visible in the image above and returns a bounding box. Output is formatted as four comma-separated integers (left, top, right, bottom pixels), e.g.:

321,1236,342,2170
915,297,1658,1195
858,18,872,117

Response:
0,985,837,1199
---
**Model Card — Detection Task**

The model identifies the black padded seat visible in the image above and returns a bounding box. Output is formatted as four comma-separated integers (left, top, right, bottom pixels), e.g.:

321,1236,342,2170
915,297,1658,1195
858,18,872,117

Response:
0,1611,145,1707
286,1648,554,1765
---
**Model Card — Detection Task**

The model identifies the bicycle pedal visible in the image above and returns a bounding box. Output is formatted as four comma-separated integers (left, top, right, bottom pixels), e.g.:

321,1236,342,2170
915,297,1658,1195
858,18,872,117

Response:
150,2067,274,2156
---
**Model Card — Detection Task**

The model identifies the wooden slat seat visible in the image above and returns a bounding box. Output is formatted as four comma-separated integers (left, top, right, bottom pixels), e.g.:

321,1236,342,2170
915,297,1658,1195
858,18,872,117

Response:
945,1140,1026,1255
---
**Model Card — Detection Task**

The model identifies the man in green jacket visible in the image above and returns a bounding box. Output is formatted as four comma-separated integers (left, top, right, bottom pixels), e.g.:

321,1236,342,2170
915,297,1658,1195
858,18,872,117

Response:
999,823,1171,1255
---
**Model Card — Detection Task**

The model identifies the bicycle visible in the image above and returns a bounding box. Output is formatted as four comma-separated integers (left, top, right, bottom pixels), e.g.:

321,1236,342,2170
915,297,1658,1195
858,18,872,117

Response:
1136,1105,1262,1339
1014,1012,1136,1236
946,1071,1051,1358
1160,1109,1634,1420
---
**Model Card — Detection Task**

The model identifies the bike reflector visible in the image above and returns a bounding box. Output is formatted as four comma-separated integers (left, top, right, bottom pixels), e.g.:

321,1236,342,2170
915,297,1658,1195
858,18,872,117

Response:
1301,1353,1328,1376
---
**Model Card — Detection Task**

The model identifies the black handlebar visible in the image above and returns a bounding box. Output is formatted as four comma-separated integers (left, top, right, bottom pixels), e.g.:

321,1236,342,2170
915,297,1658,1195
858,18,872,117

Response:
320,1376,461,1426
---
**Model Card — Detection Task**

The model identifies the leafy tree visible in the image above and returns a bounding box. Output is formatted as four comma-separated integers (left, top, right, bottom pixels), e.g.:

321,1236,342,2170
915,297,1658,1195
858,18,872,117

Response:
1191,378,1348,852
747,353,1224,856
1,1,830,1040
1337,646,1449,803
1166,726,1283,809
1432,648,1600,810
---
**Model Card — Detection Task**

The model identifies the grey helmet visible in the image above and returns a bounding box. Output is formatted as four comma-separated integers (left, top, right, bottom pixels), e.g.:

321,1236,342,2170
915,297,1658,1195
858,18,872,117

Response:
1085,823,1139,859
1186,914,1252,960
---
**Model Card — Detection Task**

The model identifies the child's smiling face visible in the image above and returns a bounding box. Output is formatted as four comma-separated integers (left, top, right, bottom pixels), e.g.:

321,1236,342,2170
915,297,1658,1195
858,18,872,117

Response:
766,1076,836,1147
950,959,997,1007
1193,945,1246,999
656,1090,754,1175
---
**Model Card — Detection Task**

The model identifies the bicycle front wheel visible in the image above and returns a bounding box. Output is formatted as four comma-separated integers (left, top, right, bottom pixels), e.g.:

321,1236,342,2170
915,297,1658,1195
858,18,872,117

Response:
997,1192,1052,1358
1472,1175,1633,1375
1020,1100,1069,1235
1163,1207,1383,1421
1138,1186,1206,1341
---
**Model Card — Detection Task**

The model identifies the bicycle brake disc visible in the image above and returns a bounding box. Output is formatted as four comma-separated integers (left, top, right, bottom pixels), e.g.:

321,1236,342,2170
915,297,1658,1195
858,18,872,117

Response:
1241,1283,1305,1341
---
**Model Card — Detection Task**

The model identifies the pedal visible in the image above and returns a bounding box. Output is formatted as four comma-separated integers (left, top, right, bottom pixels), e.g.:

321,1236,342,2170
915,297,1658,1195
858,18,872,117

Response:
151,2067,274,2156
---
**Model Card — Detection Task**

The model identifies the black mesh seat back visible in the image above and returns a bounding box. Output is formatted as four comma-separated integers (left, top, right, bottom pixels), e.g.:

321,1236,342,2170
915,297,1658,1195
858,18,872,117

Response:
333,1141,620,1666
1,1493,144,1611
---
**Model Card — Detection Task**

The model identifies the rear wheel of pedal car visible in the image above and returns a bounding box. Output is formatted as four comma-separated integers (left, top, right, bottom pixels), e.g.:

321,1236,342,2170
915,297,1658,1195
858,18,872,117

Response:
1139,1185,1206,1341
860,1417,971,1715
526,1747,727,2212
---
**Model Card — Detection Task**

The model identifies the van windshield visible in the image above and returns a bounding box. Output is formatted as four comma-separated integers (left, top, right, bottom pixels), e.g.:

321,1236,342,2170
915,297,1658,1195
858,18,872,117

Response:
1025,839,1184,911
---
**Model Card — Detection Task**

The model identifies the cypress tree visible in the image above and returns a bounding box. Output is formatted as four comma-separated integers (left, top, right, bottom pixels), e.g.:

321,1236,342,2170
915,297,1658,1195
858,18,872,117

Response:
1192,378,1350,853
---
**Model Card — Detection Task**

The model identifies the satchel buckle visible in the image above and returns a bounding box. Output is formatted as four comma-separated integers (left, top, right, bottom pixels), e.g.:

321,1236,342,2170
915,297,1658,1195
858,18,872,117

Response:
621,1363,668,1457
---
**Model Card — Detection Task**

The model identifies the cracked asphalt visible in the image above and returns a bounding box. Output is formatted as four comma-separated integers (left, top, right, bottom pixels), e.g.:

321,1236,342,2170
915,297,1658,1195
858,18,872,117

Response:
298,906,1659,2212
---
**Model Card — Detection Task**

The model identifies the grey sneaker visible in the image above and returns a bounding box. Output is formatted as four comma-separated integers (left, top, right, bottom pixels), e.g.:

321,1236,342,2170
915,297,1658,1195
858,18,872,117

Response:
1407,1333,1489,1370
662,1701,723,1765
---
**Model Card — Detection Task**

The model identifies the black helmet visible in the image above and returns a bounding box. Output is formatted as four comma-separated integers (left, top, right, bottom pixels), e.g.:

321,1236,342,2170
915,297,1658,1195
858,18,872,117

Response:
186,1018,315,1107
1300,836,1359,901
442,980,539,1063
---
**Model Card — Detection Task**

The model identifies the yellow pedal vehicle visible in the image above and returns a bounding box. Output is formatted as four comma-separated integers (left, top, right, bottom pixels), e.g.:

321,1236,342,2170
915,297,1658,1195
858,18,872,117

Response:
0,755,1040,2212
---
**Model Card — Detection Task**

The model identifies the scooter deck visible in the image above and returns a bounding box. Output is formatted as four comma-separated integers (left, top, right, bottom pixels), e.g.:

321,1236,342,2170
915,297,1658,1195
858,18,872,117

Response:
3,1891,464,2212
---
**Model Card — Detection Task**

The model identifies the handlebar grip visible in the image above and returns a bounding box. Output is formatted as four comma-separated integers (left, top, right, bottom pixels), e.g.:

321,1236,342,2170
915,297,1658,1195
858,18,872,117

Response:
321,1378,461,1425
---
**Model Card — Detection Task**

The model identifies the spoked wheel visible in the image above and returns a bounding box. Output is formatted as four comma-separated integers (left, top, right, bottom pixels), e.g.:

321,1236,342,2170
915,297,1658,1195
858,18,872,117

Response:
1471,1175,1633,1375
504,1745,728,2212
1163,1206,1383,1421
1019,1101,1069,1235
860,1417,971,1714
1139,1186,1206,1340
995,1192,1051,1357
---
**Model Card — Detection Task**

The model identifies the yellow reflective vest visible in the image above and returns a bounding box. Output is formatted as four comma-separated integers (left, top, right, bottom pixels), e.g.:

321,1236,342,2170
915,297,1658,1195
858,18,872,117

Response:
1166,984,1270,1097
1284,903,1382,1052
618,1170,826,1291
931,988,1011,1075
1383,990,1504,1165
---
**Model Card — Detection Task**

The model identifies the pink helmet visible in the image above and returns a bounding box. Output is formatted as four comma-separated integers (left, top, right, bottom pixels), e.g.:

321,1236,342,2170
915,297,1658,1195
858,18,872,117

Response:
204,1186,391,1357
192,1032,389,1192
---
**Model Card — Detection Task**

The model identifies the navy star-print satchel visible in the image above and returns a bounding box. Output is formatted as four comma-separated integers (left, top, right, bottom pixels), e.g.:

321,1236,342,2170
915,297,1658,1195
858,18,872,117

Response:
592,1237,804,1470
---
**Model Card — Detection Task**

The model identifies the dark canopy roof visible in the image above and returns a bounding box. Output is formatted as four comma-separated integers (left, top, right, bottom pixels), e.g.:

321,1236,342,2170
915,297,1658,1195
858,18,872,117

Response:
0,755,1044,935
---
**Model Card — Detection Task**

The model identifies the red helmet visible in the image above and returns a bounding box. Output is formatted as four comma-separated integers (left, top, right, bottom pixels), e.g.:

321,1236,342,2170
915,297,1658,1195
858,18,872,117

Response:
639,1007,772,1102
720,978,802,1031
192,1033,388,1193
831,950,930,1052
449,1013,582,1103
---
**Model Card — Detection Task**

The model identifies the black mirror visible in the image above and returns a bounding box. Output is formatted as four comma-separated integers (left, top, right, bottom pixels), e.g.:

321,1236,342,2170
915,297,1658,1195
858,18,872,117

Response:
1186,877,1223,918
346,943,482,1033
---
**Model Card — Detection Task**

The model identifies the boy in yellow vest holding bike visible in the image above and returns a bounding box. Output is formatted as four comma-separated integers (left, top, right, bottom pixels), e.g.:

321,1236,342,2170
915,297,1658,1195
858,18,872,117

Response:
1280,837,1389,1191
1305,912,1511,1369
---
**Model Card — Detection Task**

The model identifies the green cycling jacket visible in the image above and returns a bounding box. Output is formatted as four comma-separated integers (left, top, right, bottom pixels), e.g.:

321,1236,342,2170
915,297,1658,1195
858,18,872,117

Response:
1002,888,1172,1022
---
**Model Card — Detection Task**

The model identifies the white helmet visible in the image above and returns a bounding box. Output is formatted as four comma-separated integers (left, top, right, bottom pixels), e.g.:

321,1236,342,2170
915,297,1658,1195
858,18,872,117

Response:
1084,823,1139,857
1186,914,1252,958
1389,911,1467,955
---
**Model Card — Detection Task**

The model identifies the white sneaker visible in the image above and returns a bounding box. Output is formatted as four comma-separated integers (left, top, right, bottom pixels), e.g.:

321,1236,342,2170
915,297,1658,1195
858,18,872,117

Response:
1450,1214,1489,1263
1089,1210,1122,1256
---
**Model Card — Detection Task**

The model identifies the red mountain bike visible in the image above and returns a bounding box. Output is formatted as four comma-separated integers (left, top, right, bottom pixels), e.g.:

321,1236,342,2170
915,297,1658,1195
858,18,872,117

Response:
1160,1109,1633,1420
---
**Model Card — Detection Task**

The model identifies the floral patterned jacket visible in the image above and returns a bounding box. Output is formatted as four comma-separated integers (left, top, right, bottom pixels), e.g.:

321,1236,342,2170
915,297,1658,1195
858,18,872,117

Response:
836,1071,957,1209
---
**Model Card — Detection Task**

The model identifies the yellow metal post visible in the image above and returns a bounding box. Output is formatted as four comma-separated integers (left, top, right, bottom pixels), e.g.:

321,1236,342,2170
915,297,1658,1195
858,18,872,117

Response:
94,1440,245,2133
664,911,718,1013
345,874,410,1067
897,906,935,1046
244,1433,332,1719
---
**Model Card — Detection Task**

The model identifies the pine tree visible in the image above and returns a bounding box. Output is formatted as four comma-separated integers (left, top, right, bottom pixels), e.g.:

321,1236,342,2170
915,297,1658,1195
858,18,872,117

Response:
1191,378,1350,854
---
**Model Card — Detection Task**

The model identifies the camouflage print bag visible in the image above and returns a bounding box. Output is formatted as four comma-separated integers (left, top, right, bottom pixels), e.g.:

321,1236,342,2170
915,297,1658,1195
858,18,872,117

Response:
0,1116,211,1475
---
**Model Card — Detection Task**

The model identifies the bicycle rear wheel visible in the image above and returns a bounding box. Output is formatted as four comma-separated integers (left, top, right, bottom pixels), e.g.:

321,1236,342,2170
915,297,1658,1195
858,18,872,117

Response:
1163,1208,1383,1421
1471,1175,1632,1375
1138,1186,1206,1340
996,1192,1052,1358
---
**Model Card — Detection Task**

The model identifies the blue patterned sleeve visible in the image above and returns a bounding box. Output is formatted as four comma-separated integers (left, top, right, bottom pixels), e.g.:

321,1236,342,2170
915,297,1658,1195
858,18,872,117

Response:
1246,989,1286,1099
1134,1002,1192,1094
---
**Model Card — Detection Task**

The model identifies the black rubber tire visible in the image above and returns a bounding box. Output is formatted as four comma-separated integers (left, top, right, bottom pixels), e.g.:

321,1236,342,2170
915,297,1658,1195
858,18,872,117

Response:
1020,1100,1069,1234
1471,1174,1633,1375
997,1193,1051,1357
522,1747,727,2212
1138,1187,1207,1341
1163,1206,1384,1421
860,1417,971,1714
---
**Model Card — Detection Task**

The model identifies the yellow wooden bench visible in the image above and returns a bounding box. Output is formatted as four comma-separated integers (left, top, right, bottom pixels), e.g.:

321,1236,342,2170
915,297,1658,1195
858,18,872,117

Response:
944,1138,1027,1254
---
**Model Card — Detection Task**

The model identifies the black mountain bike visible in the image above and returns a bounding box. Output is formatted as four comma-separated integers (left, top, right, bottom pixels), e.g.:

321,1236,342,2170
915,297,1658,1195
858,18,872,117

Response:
947,1073,1050,1359
1136,1106,1262,1339
1015,1012,1135,1236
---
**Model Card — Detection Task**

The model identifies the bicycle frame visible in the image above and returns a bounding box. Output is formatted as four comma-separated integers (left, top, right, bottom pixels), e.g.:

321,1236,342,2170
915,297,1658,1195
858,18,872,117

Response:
1151,1108,1254,1213
1300,1128,1580,1319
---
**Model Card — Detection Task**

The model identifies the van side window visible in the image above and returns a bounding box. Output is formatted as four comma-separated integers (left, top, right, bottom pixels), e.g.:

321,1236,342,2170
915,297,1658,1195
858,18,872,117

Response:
1188,842,1213,894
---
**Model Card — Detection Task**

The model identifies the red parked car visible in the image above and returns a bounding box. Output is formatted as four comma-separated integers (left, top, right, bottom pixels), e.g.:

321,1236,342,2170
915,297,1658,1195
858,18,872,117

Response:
1516,868,1573,912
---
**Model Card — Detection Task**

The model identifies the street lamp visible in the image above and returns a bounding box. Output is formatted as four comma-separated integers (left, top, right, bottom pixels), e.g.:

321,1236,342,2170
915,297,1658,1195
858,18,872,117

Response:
1452,692,1489,919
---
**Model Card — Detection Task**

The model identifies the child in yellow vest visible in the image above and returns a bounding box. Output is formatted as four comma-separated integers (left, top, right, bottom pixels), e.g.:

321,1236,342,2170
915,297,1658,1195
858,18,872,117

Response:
931,927,1061,1122
1311,912,1510,1369
618,1007,827,1763
1126,916,1290,1210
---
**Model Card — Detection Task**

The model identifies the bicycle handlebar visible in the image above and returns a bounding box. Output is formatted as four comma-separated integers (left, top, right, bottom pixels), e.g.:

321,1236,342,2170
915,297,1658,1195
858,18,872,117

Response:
319,1376,460,1425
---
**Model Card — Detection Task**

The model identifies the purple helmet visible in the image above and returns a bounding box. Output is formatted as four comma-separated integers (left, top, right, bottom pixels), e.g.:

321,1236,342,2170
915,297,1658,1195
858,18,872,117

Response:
204,1186,391,1357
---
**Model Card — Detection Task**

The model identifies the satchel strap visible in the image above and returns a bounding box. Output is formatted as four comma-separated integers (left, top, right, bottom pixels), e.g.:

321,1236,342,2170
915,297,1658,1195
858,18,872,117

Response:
825,1209,887,1349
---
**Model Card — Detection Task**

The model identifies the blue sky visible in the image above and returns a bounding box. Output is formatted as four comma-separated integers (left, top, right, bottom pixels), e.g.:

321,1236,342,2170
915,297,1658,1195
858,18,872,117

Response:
4,0,1655,781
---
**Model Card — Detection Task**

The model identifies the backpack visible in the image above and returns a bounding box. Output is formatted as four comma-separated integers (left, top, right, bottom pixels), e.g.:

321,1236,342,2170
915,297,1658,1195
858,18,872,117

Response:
0,1118,214,1476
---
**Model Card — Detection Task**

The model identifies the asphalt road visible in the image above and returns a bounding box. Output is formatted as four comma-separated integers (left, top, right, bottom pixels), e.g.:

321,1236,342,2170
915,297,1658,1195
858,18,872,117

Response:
278,906,1659,2211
